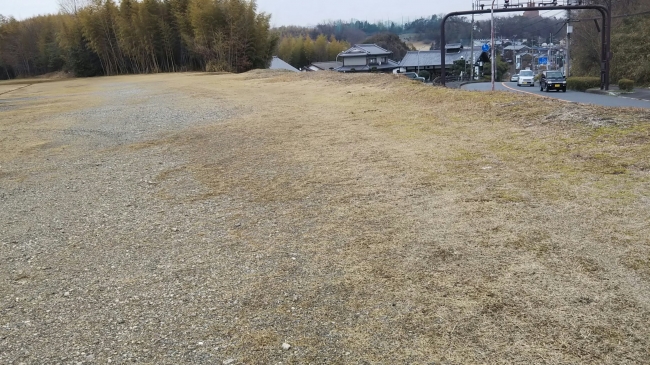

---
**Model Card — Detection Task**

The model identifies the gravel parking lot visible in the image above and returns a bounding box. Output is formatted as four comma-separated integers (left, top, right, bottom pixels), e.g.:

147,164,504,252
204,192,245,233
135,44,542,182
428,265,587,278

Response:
1,75,248,364
2,72,650,364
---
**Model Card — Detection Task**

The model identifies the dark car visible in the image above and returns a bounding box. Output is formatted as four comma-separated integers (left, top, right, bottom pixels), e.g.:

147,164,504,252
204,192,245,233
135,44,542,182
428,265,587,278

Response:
402,72,426,82
540,70,566,92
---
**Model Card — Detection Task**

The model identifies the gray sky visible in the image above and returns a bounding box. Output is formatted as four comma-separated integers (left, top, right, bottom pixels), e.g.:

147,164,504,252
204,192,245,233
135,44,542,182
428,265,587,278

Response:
0,0,60,20
0,0,527,26
255,0,474,27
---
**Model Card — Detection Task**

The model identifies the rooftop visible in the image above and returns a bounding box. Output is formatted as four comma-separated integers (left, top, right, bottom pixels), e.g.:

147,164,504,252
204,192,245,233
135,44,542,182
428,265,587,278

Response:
400,48,490,68
309,61,342,71
338,44,393,58
504,45,531,51
269,56,299,72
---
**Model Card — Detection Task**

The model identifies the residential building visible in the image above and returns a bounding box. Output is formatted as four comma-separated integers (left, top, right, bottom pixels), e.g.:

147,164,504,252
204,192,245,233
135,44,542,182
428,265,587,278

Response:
269,56,299,72
504,45,531,65
335,44,400,73
399,45,490,77
305,61,342,71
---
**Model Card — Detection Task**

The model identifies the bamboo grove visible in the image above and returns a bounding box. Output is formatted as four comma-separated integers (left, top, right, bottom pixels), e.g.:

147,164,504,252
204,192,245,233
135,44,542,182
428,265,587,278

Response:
275,35,351,70
0,0,277,79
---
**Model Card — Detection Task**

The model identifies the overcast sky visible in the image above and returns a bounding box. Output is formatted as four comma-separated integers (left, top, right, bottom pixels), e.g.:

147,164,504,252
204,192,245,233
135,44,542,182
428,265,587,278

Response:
0,0,537,26
255,0,479,27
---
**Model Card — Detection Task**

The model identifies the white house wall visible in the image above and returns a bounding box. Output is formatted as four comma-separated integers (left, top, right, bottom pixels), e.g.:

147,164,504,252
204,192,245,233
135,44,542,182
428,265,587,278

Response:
344,57,367,66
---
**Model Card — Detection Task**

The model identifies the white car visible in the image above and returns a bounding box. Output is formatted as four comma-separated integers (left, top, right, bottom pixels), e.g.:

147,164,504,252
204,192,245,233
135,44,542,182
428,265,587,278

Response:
517,70,535,87
510,74,519,82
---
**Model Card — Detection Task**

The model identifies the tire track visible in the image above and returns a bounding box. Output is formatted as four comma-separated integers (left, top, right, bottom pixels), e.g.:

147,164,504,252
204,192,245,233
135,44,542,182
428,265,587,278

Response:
0,84,33,97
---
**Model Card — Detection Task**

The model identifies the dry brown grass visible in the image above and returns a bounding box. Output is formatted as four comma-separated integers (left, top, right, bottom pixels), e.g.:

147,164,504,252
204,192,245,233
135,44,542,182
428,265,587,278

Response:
0,78,106,163
3,71,650,363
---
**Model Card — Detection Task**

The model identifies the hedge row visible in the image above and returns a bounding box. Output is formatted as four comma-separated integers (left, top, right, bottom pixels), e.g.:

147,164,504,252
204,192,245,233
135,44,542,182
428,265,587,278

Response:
566,77,601,91
618,78,634,92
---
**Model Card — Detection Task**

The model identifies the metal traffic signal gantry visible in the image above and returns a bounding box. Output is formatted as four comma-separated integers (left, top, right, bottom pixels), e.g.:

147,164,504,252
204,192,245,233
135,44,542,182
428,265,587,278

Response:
474,0,588,10
440,1,611,90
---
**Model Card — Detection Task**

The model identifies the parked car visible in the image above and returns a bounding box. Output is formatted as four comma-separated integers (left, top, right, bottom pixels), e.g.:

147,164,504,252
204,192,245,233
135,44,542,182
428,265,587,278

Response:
402,72,426,82
517,70,535,87
540,70,567,92
510,74,519,82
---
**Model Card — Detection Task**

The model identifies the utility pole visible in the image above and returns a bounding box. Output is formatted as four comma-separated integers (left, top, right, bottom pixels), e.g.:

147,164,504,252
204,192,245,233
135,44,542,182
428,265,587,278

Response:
549,32,552,70
566,8,572,76
470,1,475,81
491,0,496,91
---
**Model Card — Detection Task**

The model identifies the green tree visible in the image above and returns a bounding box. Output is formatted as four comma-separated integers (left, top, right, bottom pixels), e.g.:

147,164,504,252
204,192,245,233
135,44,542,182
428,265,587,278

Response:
303,35,314,64
361,33,411,60
0,0,275,78
276,36,293,65
327,36,349,61
571,0,648,84
313,34,328,61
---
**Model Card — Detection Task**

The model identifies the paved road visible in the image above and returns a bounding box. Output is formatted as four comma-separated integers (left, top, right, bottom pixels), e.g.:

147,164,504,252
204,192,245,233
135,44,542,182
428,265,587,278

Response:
462,81,650,109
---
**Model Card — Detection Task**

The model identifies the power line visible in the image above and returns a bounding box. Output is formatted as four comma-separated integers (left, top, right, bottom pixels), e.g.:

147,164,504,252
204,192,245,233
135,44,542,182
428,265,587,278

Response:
495,10,566,37
577,9,650,21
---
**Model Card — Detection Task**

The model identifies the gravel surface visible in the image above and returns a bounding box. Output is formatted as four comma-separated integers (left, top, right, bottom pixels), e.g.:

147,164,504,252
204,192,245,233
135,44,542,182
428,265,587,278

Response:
2,72,650,364
1,78,254,364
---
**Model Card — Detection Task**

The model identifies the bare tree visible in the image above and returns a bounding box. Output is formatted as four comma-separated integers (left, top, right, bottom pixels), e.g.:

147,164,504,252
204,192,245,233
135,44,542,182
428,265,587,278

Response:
59,0,89,15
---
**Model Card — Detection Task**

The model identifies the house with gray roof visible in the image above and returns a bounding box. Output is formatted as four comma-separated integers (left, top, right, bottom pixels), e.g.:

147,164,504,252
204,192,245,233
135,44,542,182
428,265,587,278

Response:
399,46,491,76
504,45,531,53
306,61,342,71
269,56,299,72
335,44,400,73
503,45,532,68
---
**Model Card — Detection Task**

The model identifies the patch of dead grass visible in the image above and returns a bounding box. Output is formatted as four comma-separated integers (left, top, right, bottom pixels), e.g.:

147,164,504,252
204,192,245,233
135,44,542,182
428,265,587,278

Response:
140,71,650,361
0,78,104,162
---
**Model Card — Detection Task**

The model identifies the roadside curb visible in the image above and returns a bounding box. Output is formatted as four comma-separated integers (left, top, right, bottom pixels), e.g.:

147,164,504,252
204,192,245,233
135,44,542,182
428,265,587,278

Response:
585,88,617,96
459,81,483,88
585,88,650,102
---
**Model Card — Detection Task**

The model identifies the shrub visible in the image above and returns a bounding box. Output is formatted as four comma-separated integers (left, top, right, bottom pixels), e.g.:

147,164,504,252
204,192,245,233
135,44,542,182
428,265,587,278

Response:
566,77,601,91
483,62,491,75
418,70,430,81
205,60,230,72
618,78,634,92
